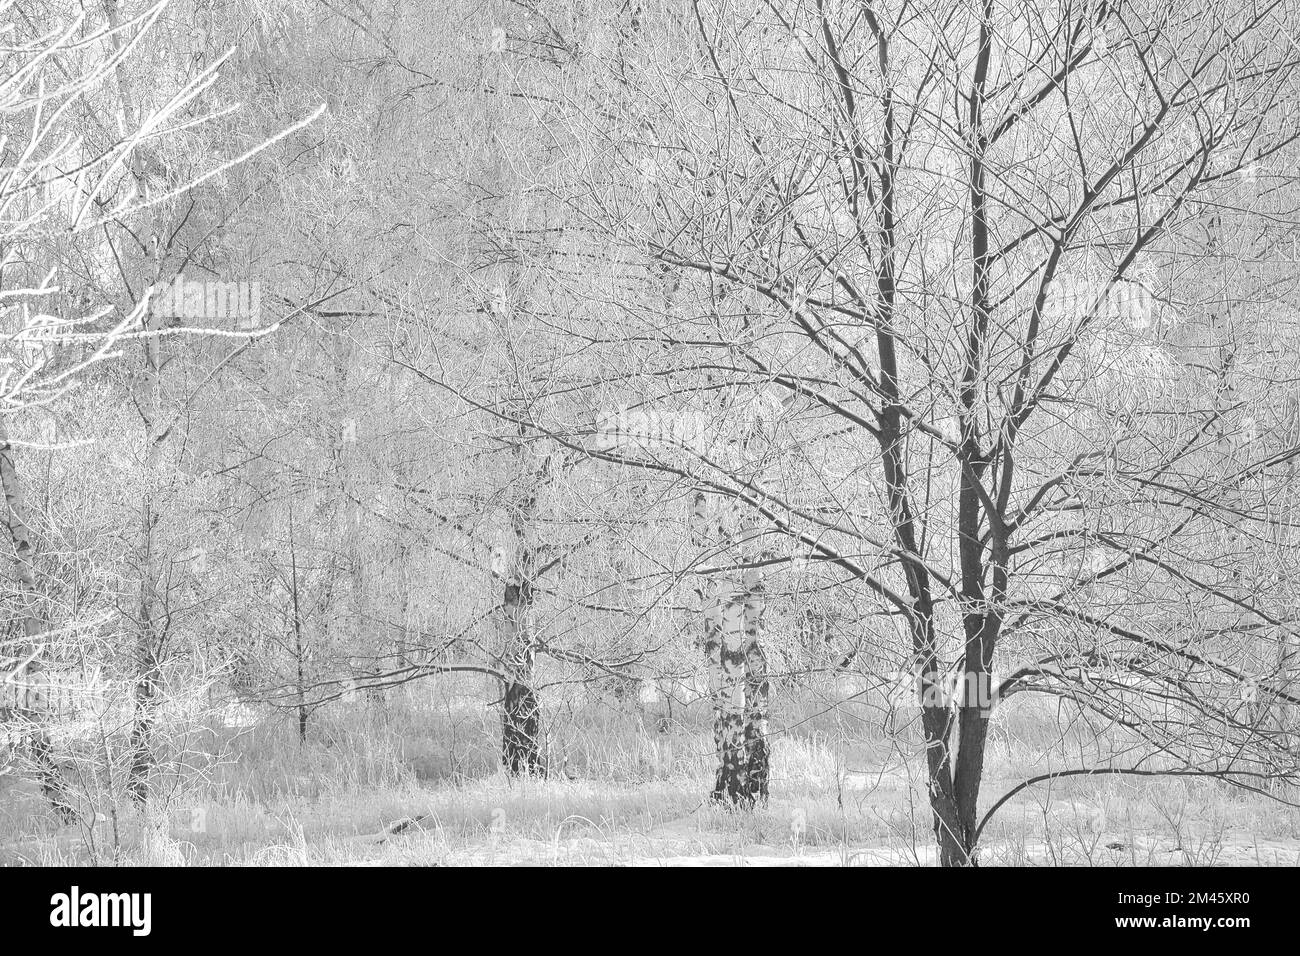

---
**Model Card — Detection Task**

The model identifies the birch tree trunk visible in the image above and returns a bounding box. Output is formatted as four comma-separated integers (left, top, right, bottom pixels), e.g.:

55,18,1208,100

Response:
715,559,748,803
736,403,773,805
741,530,770,805
499,577,542,775
691,491,750,803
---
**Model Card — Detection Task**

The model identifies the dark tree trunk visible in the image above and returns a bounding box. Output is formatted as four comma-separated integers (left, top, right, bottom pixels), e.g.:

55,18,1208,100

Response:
921,702,966,866
1,426,74,822
922,694,990,866
29,726,75,822
952,703,992,860
502,680,543,775
127,647,158,804
288,508,308,744
499,572,544,777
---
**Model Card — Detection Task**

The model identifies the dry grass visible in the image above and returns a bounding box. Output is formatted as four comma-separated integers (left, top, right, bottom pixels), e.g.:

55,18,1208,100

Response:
2,683,1298,866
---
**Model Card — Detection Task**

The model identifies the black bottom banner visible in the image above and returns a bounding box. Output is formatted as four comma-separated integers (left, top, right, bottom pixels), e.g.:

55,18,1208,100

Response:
0,865,1283,943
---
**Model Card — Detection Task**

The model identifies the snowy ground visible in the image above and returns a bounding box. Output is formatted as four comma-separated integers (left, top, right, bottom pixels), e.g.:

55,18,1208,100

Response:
4,705,1299,866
